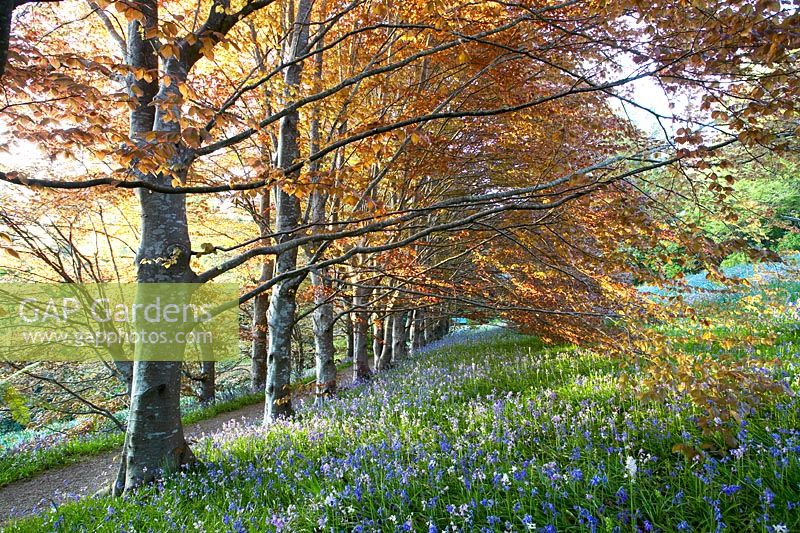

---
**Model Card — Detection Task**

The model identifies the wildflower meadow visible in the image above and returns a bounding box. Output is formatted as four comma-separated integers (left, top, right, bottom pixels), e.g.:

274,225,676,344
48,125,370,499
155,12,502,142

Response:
5,324,799,533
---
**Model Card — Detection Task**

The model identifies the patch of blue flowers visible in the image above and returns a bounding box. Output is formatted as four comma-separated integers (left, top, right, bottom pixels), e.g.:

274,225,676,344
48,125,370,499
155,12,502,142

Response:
5,330,799,533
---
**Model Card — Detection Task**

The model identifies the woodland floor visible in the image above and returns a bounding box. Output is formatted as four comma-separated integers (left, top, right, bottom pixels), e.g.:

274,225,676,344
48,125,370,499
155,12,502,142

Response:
3,325,799,532
0,367,355,522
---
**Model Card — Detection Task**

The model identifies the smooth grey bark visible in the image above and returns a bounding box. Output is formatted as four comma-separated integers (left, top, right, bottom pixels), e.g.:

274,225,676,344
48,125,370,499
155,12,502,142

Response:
424,315,436,345
264,0,312,423
197,361,215,404
311,269,336,403
251,192,272,392
410,309,423,354
343,307,354,362
121,141,196,490
376,314,393,371
265,203,300,421
293,323,307,378
372,314,384,368
251,286,269,392
405,311,413,349
114,360,134,396
114,0,196,495
307,30,336,405
437,317,450,340
392,311,408,363
352,285,372,380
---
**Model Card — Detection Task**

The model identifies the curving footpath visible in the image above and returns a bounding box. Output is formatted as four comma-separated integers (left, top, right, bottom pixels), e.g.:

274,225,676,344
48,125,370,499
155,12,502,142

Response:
0,368,354,524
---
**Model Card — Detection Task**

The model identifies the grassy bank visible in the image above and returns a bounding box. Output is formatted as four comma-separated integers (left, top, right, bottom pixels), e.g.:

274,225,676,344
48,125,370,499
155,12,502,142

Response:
0,362,353,488
4,331,798,532
0,391,264,488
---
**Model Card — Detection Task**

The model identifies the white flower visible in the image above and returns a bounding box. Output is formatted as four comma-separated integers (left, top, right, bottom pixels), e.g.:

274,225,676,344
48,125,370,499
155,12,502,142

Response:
624,455,637,480
773,525,788,533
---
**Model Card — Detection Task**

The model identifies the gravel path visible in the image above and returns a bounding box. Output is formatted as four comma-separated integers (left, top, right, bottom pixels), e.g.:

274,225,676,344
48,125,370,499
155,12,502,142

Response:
0,368,355,523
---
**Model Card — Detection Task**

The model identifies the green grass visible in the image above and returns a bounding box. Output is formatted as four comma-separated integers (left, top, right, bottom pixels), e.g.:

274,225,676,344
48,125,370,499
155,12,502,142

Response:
0,431,124,487
0,360,353,489
0,391,264,488
3,332,797,532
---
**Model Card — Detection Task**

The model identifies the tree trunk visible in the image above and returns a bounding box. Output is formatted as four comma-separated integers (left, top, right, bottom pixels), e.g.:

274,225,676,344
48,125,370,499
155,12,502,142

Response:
197,361,215,404
376,314,393,371
293,323,307,380
424,315,437,345
265,277,297,421
352,286,372,380
392,311,408,363
120,162,196,491
372,314,383,368
264,0,312,423
251,289,269,392
410,309,423,355
250,192,272,393
343,303,354,362
311,269,336,403
307,32,335,404
109,340,133,397
405,311,413,349
115,0,195,495
437,317,450,340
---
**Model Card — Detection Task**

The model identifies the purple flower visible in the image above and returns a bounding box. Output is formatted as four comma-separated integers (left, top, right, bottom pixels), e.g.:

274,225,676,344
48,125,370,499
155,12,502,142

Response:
568,467,584,481
721,484,742,496
269,514,286,530
616,486,628,505
589,473,607,487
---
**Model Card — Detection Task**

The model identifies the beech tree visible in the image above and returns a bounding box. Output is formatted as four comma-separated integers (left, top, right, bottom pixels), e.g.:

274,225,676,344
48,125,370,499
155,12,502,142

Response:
0,0,797,494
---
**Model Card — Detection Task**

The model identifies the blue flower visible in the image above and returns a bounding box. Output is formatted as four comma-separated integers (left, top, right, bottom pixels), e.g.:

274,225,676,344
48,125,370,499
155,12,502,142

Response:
721,484,742,496
589,469,607,487
616,486,628,505
522,514,535,529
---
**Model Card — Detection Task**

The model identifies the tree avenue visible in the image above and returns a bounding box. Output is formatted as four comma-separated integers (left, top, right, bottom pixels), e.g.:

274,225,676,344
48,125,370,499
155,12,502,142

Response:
0,0,797,496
